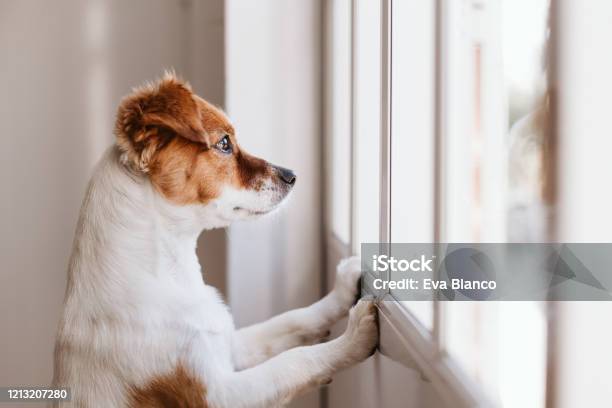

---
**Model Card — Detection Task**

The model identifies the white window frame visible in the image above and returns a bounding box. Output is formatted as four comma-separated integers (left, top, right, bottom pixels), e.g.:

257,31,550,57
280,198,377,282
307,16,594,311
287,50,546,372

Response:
324,0,562,407
375,2,489,403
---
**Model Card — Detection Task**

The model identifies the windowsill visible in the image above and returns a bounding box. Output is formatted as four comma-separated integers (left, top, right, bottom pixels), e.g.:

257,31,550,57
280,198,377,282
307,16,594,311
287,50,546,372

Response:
326,232,493,408
377,297,493,408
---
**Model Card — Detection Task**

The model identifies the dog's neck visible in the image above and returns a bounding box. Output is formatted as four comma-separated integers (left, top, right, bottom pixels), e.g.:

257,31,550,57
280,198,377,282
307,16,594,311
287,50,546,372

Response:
67,147,206,295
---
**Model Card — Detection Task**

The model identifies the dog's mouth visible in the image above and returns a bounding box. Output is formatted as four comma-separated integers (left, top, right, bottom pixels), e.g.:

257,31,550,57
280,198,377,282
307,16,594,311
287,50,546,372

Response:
229,181,294,218
233,206,271,216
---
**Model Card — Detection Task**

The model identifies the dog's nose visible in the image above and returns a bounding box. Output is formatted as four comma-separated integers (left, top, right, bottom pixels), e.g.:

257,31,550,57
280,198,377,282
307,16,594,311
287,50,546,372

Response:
275,166,297,186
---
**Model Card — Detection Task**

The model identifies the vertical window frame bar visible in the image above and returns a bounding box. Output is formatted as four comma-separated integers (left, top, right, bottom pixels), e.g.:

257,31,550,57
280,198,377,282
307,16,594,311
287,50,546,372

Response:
545,1,560,407
432,0,445,351
349,0,358,254
380,0,392,246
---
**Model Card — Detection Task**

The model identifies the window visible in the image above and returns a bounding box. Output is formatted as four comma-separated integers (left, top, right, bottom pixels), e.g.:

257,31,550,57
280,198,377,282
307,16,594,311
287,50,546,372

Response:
390,0,436,330
440,1,549,406
326,0,556,407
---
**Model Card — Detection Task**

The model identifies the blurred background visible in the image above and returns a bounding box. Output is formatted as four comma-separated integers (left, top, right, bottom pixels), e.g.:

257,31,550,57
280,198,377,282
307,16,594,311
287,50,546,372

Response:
1,0,612,407
0,0,323,406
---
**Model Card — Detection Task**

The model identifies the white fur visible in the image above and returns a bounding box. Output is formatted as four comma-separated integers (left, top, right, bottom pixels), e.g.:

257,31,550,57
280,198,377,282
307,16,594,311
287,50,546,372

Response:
53,147,377,407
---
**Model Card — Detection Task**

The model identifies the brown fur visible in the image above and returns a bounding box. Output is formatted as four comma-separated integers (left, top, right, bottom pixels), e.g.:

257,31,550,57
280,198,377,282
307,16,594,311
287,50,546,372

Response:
114,72,274,205
128,364,208,408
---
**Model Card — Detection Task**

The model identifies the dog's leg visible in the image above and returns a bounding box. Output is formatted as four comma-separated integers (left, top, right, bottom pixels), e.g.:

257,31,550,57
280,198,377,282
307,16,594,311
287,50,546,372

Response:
231,257,362,370
210,299,377,408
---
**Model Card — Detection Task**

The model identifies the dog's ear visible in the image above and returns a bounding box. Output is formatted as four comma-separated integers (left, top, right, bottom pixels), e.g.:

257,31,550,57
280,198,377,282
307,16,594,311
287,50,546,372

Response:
115,72,211,172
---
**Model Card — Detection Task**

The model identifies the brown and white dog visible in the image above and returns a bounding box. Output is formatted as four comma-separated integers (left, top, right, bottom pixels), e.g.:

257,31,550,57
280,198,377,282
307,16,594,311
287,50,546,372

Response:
52,72,378,407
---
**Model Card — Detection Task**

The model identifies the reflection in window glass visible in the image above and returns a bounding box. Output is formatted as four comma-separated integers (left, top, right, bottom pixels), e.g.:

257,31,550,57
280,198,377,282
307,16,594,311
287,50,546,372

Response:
505,0,551,242
441,0,549,407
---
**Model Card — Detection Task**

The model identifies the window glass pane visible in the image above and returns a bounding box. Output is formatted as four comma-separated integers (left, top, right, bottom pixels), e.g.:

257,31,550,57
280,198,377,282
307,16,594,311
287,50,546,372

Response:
353,0,381,250
391,0,435,329
330,0,352,244
441,0,549,406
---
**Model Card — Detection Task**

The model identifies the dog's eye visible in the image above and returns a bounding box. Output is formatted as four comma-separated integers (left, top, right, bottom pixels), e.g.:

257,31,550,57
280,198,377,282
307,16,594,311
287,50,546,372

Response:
215,135,232,154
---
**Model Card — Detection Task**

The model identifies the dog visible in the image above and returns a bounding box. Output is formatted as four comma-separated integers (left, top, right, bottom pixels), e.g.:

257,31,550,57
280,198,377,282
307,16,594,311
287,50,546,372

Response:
52,72,378,408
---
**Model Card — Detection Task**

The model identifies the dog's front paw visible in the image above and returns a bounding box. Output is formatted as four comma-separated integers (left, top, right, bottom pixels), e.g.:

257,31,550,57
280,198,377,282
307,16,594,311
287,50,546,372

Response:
340,298,378,363
331,256,362,311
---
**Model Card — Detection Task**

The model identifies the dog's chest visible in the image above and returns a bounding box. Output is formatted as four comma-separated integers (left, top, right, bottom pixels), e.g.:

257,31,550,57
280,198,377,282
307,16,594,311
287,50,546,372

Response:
170,284,236,372
133,283,235,373
184,284,234,334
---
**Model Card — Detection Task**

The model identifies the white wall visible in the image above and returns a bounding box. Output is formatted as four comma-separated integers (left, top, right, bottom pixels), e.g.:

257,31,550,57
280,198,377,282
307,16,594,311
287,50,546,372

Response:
0,0,224,388
555,1,612,406
225,0,323,332
1,2,323,406
225,1,323,406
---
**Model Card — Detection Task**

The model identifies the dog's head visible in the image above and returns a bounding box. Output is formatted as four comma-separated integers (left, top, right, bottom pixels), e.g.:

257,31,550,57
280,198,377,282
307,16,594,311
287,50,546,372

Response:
114,72,296,227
